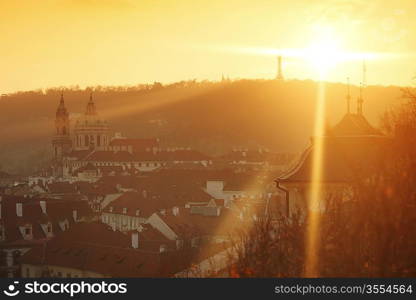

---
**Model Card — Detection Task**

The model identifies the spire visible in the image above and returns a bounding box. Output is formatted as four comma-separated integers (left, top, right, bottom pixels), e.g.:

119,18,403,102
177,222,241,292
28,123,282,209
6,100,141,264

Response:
362,60,367,88
357,82,364,115
346,77,351,114
85,92,97,115
56,90,68,115
276,56,283,80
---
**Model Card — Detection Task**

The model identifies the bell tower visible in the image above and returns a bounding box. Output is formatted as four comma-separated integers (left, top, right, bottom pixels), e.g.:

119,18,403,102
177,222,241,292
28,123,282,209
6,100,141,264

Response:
52,92,72,176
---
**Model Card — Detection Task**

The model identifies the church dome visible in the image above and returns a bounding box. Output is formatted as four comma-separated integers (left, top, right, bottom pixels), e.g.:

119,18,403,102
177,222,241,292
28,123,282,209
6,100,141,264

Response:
74,93,109,130
72,93,111,150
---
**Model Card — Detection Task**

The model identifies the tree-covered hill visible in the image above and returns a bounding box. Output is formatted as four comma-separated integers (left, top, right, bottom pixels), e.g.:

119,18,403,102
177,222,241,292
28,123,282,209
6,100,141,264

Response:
0,79,404,174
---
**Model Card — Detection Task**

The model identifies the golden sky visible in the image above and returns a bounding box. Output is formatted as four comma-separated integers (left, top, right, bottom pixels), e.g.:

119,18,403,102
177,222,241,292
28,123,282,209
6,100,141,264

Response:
0,0,415,93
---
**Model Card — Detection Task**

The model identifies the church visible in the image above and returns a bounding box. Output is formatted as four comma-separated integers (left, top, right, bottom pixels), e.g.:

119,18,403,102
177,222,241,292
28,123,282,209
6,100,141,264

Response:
51,93,211,181
275,88,389,216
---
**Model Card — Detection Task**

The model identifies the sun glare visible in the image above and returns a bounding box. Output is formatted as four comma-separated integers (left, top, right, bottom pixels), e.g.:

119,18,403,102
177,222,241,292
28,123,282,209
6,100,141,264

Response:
306,42,342,76
303,26,345,78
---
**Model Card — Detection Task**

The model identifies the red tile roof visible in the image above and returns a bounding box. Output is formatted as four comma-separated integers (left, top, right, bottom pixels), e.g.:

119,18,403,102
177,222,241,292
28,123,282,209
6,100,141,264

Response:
330,113,382,136
157,207,243,238
20,223,197,277
47,182,77,194
0,195,92,247
65,150,92,160
83,151,134,162
109,138,159,151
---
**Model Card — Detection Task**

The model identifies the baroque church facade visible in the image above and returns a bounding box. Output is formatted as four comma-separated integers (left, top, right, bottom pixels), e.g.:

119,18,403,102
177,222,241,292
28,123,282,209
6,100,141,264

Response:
52,93,111,177
51,93,211,181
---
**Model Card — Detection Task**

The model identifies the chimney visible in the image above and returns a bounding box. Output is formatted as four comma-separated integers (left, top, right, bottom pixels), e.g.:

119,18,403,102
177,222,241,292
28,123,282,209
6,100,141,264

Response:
40,200,47,214
131,231,139,249
72,210,78,222
172,206,179,216
16,203,23,217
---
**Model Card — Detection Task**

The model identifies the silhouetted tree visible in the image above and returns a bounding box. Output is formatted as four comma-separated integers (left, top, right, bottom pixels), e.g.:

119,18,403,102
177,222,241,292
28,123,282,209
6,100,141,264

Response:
228,88,416,277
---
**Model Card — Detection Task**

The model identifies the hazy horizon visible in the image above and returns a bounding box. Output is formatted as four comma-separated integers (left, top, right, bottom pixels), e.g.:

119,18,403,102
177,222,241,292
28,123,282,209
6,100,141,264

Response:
1,77,412,96
1,0,416,94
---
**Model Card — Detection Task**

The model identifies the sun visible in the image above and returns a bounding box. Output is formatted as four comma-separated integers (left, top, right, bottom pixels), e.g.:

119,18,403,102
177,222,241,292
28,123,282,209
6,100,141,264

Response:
306,41,343,73
303,26,346,78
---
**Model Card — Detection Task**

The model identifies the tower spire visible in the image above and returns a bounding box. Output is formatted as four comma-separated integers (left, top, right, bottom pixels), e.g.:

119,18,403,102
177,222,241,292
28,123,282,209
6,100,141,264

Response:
346,77,351,114
86,91,97,115
357,82,364,115
276,56,283,80
362,60,367,88
57,90,67,113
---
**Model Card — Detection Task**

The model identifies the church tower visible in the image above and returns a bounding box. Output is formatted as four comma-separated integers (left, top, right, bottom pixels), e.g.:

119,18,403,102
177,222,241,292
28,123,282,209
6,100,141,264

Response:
52,92,72,176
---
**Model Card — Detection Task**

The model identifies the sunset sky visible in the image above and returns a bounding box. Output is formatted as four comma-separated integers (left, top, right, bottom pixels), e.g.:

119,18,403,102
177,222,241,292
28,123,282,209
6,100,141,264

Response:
0,0,415,93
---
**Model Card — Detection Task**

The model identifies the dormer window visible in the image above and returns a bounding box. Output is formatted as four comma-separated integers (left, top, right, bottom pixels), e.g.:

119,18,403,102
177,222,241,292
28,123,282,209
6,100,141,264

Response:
20,224,33,240
47,223,52,233
159,244,167,253
191,237,199,248
25,227,31,235
59,220,69,231
176,239,184,250
109,206,113,213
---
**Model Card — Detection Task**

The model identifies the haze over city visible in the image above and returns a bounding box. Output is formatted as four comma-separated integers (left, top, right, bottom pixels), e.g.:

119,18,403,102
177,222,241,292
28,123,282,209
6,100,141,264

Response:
0,0,415,288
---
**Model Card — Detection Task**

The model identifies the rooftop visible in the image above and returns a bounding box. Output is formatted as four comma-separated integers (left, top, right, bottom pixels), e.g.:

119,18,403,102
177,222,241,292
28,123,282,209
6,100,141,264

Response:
278,113,388,183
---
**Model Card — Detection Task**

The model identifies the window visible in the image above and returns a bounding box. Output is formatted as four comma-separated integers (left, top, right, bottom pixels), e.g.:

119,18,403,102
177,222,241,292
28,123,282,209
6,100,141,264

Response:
135,209,140,216
176,239,184,250
109,206,113,212
57,272,62,277
122,207,127,214
25,227,31,236
66,273,71,278
47,223,52,233
159,244,167,253
191,237,199,248
26,268,30,278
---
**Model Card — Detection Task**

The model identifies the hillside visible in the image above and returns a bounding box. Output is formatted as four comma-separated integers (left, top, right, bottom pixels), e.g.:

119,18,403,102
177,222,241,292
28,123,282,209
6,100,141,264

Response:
0,79,404,174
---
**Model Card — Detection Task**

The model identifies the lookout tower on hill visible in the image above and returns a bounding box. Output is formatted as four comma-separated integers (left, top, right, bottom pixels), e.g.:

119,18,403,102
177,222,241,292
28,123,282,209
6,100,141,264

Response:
276,56,284,81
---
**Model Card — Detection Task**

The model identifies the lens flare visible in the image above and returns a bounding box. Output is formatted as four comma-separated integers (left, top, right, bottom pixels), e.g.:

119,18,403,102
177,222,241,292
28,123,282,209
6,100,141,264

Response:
304,79,326,277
